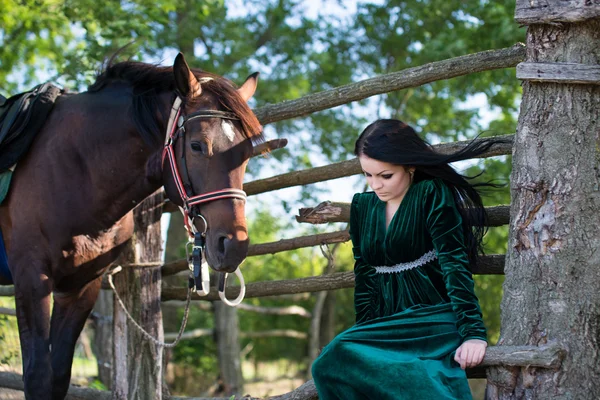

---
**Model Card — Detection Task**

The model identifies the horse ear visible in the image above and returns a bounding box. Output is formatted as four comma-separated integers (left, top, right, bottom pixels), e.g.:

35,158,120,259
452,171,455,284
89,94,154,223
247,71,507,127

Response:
173,53,201,97
238,72,259,102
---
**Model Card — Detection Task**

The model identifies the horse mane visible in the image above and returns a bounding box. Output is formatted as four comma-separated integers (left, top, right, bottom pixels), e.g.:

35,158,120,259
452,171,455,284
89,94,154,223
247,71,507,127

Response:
88,62,263,147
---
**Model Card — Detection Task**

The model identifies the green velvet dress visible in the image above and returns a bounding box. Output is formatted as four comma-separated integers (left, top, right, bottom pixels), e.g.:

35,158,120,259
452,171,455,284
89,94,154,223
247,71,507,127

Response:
312,178,486,400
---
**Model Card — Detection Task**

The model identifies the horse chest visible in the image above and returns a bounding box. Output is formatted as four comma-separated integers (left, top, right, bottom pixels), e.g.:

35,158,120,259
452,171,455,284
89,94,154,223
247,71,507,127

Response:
60,214,134,271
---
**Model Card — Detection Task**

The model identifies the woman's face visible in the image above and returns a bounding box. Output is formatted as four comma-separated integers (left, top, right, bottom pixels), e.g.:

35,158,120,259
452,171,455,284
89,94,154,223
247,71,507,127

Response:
358,155,413,205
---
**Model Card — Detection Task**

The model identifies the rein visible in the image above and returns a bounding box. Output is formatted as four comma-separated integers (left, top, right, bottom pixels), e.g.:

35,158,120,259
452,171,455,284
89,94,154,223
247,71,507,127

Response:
162,94,247,307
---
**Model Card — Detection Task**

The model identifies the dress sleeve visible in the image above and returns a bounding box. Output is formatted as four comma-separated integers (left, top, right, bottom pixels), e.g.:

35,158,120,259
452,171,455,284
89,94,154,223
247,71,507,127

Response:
349,193,372,324
424,180,487,342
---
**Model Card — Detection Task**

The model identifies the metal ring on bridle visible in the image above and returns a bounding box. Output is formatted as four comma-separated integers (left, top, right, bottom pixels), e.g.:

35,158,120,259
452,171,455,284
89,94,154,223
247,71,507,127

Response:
218,269,246,307
195,214,208,235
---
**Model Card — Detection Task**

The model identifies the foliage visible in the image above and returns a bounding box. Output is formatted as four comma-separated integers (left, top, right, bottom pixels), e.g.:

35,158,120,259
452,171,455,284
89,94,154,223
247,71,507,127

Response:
0,298,20,367
88,379,108,391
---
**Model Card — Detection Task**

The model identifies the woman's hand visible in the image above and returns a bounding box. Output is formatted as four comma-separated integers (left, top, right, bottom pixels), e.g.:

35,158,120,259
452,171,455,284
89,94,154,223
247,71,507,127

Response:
454,339,487,370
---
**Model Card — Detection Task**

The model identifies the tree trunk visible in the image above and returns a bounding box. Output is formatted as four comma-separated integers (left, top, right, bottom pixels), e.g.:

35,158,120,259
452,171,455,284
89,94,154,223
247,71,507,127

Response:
214,301,243,397
319,291,336,349
488,16,600,399
307,244,338,379
112,191,165,400
93,290,113,389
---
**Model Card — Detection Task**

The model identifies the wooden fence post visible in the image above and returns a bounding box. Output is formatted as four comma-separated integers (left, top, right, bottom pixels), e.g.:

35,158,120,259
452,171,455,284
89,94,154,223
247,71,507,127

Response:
112,191,165,400
214,301,244,396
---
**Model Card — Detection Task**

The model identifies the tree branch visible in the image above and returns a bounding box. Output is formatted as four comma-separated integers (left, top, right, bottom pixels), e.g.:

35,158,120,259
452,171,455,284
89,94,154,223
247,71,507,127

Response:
0,286,14,296
253,44,526,125
164,328,307,341
244,134,514,196
0,342,565,400
297,204,510,226
161,255,504,301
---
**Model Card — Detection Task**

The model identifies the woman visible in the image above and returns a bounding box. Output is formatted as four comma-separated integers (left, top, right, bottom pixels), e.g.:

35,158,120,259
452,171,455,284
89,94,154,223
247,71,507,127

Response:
312,119,504,399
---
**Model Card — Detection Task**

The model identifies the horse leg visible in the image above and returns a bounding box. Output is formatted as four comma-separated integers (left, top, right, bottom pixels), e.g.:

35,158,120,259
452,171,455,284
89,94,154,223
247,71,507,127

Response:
49,277,102,400
13,266,53,399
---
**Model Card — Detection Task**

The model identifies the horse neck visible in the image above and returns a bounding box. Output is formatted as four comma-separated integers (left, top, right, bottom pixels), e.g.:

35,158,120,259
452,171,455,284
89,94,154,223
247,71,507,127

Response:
70,86,169,220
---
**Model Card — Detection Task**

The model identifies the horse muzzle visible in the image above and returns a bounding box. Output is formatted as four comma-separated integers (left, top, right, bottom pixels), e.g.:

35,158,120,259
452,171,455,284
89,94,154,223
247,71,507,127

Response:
206,232,249,273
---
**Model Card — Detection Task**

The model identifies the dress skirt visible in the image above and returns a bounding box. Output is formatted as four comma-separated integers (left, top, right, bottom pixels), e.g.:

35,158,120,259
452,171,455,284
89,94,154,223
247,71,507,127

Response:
311,303,472,400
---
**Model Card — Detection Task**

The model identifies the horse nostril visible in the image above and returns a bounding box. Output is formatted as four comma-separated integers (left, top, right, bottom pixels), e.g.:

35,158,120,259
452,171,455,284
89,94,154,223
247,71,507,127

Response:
218,235,227,256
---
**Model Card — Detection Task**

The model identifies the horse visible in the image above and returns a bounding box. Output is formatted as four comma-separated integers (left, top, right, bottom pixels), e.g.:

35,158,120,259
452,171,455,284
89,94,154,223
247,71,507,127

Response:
0,53,263,400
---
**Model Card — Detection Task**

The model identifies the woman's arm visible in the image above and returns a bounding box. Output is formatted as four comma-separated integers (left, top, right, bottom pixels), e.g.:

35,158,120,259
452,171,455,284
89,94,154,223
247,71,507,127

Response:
425,180,487,344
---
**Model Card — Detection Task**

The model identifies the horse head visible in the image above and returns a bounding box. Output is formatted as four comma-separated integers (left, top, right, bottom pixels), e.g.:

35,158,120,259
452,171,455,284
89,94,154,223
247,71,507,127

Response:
163,54,262,273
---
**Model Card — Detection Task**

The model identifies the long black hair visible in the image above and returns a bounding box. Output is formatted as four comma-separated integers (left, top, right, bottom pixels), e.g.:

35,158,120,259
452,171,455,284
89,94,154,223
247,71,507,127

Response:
354,119,510,268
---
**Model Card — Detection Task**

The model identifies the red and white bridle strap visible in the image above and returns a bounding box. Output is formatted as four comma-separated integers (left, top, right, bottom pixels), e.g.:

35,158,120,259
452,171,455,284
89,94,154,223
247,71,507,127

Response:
161,95,248,236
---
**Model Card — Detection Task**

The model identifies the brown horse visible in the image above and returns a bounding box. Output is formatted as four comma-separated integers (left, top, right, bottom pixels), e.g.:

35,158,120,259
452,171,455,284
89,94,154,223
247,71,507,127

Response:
0,53,263,399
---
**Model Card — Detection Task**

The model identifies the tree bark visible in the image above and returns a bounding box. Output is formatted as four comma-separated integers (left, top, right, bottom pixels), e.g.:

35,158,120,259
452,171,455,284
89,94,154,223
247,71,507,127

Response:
297,203,509,226
244,135,513,196
112,191,164,400
92,290,113,389
319,291,336,350
489,18,600,399
515,0,600,24
253,45,525,125
213,301,243,397
162,255,505,302
307,245,338,380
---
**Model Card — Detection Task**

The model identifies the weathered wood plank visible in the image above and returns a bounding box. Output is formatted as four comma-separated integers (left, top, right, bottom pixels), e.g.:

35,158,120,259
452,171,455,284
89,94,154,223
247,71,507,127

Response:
161,230,349,276
164,328,308,341
244,134,514,196
112,191,164,400
252,138,288,156
161,255,505,301
0,371,112,400
517,62,600,85
0,343,565,399
253,45,525,125
297,203,510,226
0,286,14,296
0,306,16,316
515,0,600,24
161,225,505,277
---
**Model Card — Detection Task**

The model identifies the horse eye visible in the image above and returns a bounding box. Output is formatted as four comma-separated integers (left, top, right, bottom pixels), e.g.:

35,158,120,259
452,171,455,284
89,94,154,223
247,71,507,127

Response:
191,142,203,153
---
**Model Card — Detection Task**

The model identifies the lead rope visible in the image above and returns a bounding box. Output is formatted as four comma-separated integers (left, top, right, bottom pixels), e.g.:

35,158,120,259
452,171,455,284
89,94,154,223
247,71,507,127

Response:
106,266,193,348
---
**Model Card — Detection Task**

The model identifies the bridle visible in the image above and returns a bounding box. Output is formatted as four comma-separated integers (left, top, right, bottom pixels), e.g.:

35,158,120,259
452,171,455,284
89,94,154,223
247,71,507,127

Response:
162,92,247,306
162,96,247,234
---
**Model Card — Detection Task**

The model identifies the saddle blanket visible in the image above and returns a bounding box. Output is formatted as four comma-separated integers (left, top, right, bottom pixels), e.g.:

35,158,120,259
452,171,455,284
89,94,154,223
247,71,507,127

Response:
0,227,11,283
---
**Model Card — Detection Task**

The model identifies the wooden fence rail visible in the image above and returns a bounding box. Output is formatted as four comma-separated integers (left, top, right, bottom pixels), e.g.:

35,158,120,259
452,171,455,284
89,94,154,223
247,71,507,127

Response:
0,342,564,400
297,203,510,225
161,254,505,302
244,135,514,196
0,286,14,296
162,215,507,277
164,328,308,341
0,306,16,316
253,44,525,125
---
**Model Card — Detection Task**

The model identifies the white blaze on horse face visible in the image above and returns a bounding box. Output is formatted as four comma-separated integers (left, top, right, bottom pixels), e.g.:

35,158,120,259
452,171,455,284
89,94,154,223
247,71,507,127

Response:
222,120,236,142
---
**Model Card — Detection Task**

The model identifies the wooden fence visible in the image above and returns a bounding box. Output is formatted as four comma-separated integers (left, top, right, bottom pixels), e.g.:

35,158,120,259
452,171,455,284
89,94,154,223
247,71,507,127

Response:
0,42,567,399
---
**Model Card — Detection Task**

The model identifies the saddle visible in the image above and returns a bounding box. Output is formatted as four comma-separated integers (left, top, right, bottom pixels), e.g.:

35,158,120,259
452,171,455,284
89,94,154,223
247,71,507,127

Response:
0,82,62,171
0,83,62,205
